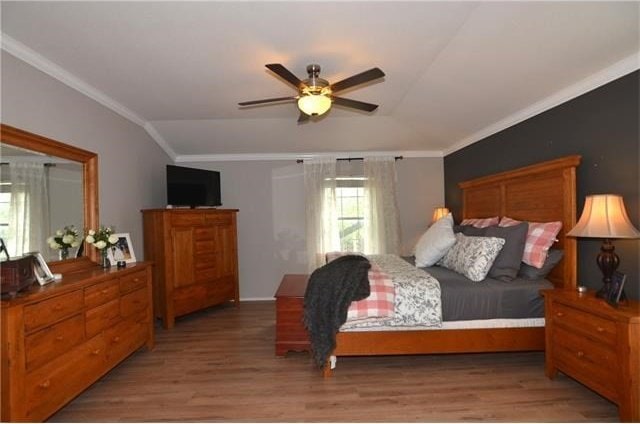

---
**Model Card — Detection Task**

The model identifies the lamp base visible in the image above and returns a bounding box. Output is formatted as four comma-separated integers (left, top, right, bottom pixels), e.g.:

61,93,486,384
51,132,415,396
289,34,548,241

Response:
595,239,619,299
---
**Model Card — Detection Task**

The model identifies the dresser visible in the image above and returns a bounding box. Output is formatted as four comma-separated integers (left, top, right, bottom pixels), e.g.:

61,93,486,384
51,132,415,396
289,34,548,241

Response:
1,262,154,422
274,274,311,356
542,289,640,422
142,209,239,329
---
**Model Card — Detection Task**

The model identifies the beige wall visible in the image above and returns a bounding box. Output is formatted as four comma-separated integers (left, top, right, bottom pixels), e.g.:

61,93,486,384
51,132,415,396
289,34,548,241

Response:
192,157,444,299
1,52,171,259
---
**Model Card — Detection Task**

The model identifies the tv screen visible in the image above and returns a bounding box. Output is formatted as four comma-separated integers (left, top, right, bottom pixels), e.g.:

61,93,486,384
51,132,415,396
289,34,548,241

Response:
167,165,221,207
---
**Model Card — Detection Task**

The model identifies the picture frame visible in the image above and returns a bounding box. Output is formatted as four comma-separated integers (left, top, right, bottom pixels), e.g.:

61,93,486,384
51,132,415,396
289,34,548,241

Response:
28,251,55,285
106,233,137,265
606,271,627,307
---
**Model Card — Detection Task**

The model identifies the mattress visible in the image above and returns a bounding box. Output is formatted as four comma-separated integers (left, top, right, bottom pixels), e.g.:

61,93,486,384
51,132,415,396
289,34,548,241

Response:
406,257,553,321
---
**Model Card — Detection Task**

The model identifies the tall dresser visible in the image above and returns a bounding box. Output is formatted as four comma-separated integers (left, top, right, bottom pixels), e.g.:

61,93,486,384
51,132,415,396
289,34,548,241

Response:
142,208,239,329
1,262,154,422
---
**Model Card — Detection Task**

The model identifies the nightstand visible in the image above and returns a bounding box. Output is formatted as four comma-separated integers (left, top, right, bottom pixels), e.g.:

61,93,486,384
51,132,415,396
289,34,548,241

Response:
542,289,640,422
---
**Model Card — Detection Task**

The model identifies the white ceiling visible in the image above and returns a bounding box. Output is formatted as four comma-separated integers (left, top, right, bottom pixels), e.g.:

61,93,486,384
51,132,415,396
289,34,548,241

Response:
2,1,638,161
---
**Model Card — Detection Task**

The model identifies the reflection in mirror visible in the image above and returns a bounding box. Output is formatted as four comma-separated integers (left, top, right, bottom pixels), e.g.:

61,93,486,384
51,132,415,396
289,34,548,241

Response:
0,144,83,261
0,123,98,271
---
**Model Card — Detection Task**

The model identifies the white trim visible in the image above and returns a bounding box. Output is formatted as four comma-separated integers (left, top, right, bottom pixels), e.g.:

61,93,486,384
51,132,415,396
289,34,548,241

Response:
1,33,147,128
175,150,443,163
143,123,177,161
444,52,640,156
239,297,275,302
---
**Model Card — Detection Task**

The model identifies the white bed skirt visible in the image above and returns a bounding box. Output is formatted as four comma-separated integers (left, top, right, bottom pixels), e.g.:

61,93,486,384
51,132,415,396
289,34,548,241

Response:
340,317,545,332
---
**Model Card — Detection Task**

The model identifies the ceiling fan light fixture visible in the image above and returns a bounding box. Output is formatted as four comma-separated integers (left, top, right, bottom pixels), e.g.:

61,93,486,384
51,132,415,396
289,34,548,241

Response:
297,94,332,116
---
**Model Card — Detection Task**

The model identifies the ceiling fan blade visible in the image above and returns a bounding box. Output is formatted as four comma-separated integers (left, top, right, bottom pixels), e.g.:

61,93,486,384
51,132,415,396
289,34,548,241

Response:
331,96,379,112
265,64,304,89
238,96,297,106
297,112,310,123
330,68,385,93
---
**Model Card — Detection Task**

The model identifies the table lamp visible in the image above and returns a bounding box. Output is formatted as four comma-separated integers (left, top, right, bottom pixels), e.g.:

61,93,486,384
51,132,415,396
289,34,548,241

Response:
567,194,640,298
431,207,450,224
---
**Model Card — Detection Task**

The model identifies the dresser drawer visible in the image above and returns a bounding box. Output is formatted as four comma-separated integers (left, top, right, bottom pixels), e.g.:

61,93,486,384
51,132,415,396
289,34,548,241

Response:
552,302,617,346
194,227,217,241
553,326,618,401
121,287,148,317
25,314,84,371
84,279,119,309
24,290,84,332
85,299,120,338
104,310,148,366
24,334,106,422
119,270,147,293
170,212,204,227
204,213,232,226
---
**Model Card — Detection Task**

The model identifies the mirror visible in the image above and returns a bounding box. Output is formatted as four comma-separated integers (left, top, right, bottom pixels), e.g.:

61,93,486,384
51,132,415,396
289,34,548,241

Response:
0,124,98,270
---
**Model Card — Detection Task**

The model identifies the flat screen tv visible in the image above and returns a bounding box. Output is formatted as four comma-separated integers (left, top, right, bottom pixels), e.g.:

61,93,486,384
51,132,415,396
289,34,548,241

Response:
166,165,221,207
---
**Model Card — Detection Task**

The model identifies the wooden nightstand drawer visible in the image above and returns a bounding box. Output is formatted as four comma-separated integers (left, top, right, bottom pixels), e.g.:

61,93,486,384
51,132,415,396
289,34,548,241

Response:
553,303,617,346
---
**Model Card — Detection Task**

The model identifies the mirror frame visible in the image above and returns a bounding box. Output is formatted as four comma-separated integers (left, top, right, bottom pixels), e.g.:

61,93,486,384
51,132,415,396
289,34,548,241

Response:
1,123,99,272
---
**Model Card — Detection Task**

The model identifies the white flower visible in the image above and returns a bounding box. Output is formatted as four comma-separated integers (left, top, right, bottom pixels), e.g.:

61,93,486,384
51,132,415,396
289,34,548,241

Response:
88,229,96,236
86,235,95,244
56,229,63,236
95,240,107,250
50,242,61,249
46,236,54,244
62,234,74,244
71,241,80,248
108,235,118,244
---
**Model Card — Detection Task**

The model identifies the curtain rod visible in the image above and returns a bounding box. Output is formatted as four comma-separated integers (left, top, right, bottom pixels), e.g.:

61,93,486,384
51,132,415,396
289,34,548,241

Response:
296,156,403,164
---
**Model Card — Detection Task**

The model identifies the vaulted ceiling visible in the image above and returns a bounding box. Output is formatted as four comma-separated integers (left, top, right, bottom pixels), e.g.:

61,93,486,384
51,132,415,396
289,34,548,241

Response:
2,2,638,161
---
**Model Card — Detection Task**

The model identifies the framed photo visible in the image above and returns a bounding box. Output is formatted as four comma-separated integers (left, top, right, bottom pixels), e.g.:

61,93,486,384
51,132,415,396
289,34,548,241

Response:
607,271,627,307
28,252,55,285
107,233,137,265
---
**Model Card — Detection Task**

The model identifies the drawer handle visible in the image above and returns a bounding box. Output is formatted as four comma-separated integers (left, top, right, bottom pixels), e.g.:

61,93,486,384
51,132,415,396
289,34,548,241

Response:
556,312,564,317
39,380,51,389
577,351,585,358
112,336,121,343
596,326,605,333
53,305,63,311
101,289,109,294
55,335,64,342
91,349,101,356
133,278,140,283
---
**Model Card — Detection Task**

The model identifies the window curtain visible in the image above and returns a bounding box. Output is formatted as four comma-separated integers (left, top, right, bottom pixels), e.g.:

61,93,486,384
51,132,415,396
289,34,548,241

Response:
304,157,340,271
7,162,50,258
363,156,401,255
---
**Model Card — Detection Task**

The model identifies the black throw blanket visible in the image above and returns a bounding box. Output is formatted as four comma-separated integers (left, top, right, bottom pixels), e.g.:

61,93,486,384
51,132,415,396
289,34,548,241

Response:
303,255,371,367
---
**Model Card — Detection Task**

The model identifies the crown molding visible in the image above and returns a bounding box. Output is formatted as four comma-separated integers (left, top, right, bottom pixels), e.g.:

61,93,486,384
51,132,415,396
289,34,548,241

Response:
174,150,443,163
2,33,148,128
143,123,177,161
444,52,640,156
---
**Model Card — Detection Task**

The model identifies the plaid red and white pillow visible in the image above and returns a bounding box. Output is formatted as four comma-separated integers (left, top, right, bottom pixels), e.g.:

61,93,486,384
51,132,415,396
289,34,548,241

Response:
460,216,499,228
347,264,395,322
499,217,562,268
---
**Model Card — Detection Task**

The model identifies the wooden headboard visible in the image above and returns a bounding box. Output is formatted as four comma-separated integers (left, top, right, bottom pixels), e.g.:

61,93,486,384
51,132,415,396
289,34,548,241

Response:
458,155,581,290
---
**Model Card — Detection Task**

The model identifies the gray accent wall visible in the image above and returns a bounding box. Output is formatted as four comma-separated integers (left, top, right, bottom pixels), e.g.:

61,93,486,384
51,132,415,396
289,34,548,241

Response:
444,71,639,300
1,52,171,261
192,157,444,299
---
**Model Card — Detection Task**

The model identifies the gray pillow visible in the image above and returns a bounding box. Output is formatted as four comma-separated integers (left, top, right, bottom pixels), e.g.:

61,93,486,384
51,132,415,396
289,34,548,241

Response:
483,222,529,281
518,249,564,280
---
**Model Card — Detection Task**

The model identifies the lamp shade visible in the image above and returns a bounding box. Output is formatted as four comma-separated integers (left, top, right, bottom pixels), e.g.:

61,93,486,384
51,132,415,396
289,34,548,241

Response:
297,94,331,116
432,207,450,223
567,194,640,239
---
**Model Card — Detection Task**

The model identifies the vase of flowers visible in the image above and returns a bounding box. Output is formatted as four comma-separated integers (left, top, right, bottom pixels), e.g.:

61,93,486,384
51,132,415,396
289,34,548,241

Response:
47,226,81,260
85,226,118,268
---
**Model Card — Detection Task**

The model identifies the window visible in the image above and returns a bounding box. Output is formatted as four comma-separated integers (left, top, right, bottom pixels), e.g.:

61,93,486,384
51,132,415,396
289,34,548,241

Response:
335,177,365,252
0,185,10,242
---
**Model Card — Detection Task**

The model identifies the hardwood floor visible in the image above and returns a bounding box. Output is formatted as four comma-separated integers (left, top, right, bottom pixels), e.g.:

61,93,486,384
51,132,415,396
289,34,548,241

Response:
48,301,618,422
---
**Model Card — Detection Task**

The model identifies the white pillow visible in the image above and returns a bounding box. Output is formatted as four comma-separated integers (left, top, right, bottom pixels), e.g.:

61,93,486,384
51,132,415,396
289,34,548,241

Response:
414,213,456,267
438,233,505,282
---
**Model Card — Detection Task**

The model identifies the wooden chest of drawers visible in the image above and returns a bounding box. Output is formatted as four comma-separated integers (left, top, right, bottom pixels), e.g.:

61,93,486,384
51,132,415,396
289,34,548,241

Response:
1,263,154,422
274,274,310,356
542,289,640,422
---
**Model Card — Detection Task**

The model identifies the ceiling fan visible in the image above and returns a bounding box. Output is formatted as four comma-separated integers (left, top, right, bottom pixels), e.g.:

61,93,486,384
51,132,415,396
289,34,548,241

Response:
238,63,385,122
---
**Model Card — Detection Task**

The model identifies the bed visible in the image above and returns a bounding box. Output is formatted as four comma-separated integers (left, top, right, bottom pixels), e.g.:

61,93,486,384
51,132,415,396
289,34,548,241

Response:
321,155,581,376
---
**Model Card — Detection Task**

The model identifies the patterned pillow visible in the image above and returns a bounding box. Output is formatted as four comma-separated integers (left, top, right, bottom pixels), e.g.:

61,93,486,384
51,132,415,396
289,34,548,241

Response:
437,233,505,282
347,264,395,321
499,217,562,269
460,217,499,228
